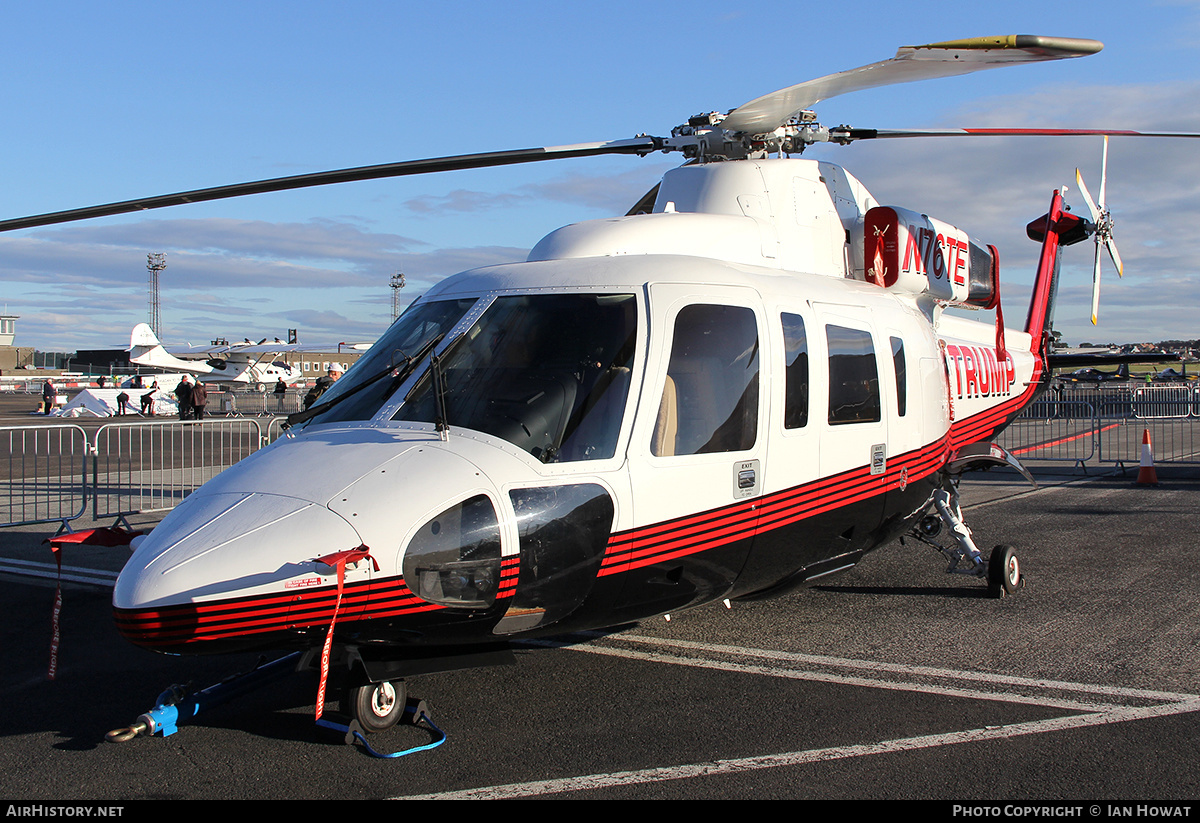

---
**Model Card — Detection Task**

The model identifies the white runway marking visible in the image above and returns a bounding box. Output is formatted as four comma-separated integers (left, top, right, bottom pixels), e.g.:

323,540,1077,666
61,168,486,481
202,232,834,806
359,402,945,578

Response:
0,557,119,587
397,633,1200,800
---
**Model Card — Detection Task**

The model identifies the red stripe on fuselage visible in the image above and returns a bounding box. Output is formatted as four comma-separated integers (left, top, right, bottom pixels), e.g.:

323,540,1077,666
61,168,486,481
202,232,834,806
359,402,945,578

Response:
600,436,950,576
114,575,440,648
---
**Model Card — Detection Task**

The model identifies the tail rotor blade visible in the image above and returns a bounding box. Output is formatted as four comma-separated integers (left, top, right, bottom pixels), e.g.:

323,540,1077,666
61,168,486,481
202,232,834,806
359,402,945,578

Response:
1075,168,1102,223
1078,135,1122,324
1106,235,1124,277
1098,135,1109,208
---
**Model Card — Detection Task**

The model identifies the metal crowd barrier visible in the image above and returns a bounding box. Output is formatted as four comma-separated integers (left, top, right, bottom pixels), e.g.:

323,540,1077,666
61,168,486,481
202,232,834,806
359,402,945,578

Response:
996,400,1101,467
1,418,278,530
91,419,265,520
1002,383,1200,467
1131,385,1192,419
224,389,303,416
1097,416,1200,466
0,424,90,531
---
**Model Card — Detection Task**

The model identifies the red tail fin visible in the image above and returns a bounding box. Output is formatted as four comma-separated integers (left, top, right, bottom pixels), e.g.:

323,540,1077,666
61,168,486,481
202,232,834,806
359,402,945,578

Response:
1024,190,1091,359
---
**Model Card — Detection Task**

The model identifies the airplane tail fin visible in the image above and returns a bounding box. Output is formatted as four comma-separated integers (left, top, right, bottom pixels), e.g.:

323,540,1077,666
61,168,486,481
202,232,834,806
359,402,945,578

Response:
128,323,171,366
129,323,161,350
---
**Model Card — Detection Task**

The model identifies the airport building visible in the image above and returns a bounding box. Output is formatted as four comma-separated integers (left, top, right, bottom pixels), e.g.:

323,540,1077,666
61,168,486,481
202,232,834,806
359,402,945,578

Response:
0,314,36,373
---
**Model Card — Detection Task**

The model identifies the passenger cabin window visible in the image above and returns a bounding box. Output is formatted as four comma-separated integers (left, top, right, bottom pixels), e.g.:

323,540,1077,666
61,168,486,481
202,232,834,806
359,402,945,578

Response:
653,304,759,456
782,313,808,429
827,325,880,425
890,336,907,417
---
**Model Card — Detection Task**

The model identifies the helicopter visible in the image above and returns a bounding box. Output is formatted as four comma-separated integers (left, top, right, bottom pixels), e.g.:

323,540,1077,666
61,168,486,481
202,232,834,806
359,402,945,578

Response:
8,34,1199,734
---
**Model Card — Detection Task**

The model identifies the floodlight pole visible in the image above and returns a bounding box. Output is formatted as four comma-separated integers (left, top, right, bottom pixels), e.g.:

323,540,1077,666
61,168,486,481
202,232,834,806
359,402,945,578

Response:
147,253,167,337
391,272,406,321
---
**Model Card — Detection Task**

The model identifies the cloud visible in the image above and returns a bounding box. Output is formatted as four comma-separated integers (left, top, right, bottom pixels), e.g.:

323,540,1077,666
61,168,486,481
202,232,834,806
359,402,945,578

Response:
0,213,531,350
7,79,1199,352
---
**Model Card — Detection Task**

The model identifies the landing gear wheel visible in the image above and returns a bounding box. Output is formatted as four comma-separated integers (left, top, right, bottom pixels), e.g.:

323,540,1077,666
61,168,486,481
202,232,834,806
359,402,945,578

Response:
988,544,1022,598
344,680,406,733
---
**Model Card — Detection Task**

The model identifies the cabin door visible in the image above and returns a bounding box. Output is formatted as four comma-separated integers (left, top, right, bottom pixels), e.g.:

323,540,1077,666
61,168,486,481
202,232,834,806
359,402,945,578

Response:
809,303,889,563
616,285,768,614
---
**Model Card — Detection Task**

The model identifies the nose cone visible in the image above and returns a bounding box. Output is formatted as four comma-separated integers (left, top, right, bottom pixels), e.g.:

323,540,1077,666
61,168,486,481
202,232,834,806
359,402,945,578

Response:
110,426,523,654
112,428,423,616
112,491,363,652
114,491,363,609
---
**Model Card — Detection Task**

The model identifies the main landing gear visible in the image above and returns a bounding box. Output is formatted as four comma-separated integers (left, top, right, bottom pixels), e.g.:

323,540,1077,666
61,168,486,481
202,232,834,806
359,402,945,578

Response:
343,679,408,733
908,479,1025,598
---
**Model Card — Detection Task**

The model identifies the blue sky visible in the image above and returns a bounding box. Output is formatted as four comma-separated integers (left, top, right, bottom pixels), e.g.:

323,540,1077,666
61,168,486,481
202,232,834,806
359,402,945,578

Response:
1,0,1198,351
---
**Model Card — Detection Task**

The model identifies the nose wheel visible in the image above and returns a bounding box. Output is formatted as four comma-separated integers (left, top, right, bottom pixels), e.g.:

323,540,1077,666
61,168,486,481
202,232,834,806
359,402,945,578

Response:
343,679,407,733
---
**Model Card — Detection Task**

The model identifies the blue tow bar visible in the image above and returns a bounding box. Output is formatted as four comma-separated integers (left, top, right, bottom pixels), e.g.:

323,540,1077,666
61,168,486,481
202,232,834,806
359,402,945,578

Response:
106,654,447,758
106,653,301,742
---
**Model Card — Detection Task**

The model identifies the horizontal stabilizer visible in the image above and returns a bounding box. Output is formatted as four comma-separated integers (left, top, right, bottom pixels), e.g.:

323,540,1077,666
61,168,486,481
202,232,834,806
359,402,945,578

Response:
1048,351,1179,369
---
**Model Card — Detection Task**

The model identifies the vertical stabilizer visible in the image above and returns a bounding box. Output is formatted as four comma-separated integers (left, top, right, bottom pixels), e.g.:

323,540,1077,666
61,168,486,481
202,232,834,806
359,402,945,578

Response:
128,323,165,362
127,323,202,374
1023,190,1091,359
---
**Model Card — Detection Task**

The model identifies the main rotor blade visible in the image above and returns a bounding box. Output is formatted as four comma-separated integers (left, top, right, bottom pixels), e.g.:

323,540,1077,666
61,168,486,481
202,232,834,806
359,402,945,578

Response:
838,127,1200,140
0,138,659,233
720,35,1103,135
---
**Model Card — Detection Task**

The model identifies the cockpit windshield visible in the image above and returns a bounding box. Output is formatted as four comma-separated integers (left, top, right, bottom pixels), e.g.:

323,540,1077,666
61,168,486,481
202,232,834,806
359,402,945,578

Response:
394,293,638,462
299,298,476,426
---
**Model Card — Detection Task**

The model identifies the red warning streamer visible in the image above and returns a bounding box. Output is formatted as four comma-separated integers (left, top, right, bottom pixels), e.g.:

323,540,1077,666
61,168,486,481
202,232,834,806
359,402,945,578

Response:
312,546,377,721
44,527,142,680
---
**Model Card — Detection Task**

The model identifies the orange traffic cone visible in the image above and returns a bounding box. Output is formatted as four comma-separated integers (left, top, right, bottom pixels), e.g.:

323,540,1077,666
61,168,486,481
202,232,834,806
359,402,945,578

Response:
1137,428,1159,485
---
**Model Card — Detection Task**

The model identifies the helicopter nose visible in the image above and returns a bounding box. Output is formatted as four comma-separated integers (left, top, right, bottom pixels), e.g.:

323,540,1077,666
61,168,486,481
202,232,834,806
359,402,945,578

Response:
113,491,363,614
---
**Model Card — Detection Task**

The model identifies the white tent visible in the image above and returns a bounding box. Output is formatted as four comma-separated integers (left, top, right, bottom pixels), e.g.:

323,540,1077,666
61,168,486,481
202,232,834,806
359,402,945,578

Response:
57,388,179,418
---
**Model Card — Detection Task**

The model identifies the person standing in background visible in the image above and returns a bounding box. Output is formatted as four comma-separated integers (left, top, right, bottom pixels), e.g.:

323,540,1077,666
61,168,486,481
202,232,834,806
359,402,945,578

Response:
42,378,55,414
191,380,208,420
175,376,194,419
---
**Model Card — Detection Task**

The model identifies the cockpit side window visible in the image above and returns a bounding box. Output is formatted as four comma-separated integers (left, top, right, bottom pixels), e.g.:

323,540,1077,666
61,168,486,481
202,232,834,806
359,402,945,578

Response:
302,298,475,425
652,304,759,456
393,293,638,463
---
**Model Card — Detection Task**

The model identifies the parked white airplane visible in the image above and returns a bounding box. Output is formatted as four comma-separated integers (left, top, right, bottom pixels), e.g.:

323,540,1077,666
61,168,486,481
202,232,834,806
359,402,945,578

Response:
128,324,306,390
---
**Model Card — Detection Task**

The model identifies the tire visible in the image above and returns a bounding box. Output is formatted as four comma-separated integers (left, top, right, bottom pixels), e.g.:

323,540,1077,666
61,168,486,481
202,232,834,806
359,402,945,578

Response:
988,544,1021,598
345,680,406,733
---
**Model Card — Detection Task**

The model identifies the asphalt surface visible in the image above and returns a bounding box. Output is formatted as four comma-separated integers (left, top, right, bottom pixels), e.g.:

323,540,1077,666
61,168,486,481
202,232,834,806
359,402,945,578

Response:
1,399,1198,803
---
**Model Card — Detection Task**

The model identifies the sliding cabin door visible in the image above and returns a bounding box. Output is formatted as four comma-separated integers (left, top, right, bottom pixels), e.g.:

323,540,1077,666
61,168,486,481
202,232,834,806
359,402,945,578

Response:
613,285,768,614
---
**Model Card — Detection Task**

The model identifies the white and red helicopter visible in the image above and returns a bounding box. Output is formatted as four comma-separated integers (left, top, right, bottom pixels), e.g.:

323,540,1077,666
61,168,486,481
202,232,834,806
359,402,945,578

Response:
6,35,1196,733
